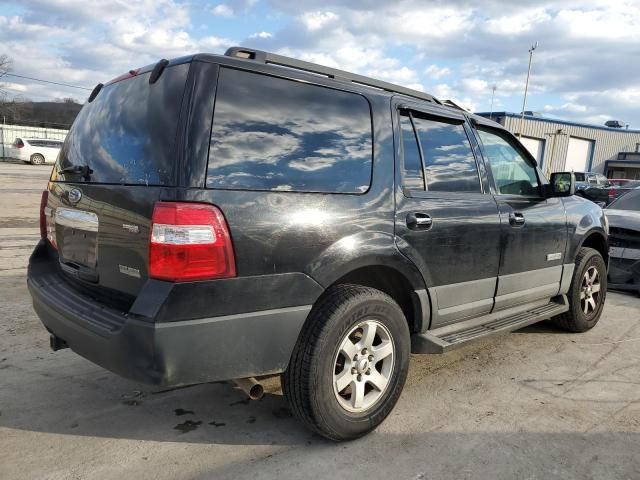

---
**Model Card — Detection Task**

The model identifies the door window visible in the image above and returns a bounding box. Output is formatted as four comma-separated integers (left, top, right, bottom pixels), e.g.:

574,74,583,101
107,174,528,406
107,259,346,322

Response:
477,129,541,196
399,111,481,193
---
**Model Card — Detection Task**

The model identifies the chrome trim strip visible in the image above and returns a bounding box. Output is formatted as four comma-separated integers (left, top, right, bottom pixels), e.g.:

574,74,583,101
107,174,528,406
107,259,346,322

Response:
55,208,99,232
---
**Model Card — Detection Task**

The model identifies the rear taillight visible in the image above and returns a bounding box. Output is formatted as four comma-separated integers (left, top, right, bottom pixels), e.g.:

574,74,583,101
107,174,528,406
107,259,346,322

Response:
39,190,57,248
149,202,236,282
15,143,23,149
39,191,48,238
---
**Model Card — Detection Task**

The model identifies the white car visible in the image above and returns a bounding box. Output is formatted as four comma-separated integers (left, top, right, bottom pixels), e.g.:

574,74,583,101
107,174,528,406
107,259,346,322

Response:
8,137,64,165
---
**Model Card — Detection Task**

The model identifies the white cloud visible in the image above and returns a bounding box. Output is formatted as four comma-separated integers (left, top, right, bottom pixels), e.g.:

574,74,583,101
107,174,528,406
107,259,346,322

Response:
212,4,234,17
299,11,338,31
424,64,451,80
249,31,273,39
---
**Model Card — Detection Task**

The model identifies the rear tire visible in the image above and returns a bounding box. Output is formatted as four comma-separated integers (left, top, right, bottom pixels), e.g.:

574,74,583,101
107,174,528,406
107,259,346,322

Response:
283,284,410,441
30,154,45,165
552,247,607,332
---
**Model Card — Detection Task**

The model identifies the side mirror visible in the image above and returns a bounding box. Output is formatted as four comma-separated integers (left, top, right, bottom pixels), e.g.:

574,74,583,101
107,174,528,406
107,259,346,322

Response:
549,172,576,197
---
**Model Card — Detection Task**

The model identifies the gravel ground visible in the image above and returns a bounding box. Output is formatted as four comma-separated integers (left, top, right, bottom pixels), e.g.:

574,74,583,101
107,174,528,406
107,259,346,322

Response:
0,161,639,480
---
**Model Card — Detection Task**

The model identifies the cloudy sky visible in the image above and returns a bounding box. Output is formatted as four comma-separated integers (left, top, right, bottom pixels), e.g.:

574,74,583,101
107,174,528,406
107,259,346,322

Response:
1,0,639,126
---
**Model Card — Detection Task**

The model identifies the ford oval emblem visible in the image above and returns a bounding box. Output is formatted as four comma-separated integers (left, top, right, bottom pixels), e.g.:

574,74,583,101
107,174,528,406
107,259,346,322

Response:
68,188,82,204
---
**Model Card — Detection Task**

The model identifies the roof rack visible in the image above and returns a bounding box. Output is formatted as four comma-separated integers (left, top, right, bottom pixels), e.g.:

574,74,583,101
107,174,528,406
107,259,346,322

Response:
441,99,468,111
225,46,441,105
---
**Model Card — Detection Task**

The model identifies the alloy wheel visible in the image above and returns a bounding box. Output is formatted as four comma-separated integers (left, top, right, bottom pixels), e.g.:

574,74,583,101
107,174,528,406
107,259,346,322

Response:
580,265,602,315
332,319,395,413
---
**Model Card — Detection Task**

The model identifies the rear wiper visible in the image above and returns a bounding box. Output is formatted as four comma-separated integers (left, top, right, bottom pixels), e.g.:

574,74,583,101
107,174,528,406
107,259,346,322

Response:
58,165,93,179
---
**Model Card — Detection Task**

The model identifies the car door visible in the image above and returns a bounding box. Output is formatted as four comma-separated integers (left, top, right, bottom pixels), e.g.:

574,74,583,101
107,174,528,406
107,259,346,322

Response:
474,125,568,312
393,102,501,328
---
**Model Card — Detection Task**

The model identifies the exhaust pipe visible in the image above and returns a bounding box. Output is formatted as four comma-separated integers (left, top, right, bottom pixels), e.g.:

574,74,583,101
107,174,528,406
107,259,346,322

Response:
232,377,264,400
49,334,68,352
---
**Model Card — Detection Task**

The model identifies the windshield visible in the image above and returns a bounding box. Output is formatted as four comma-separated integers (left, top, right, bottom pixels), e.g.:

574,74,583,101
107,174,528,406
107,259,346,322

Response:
607,188,640,211
53,62,189,185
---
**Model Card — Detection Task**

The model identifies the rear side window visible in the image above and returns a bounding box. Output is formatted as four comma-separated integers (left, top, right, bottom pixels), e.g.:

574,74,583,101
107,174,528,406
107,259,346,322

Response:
399,111,481,193
206,68,372,193
55,63,190,185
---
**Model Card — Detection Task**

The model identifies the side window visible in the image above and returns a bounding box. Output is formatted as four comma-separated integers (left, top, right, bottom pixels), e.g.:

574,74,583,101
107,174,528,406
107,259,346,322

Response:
399,112,425,190
412,116,481,193
477,129,540,196
207,68,372,194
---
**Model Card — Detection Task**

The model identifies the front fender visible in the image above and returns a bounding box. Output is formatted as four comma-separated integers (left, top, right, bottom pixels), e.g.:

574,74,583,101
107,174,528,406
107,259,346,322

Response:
563,196,608,262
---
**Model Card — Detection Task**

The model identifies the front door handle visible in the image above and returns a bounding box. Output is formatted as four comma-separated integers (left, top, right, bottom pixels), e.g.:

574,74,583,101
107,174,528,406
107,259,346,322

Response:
407,212,433,230
509,212,525,227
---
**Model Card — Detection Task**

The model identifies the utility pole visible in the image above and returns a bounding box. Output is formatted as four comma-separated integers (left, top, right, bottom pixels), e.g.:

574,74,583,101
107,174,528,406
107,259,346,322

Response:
489,85,497,121
518,42,538,138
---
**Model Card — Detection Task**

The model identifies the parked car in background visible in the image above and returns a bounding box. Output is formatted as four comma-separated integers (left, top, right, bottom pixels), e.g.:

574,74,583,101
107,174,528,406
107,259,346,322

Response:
574,173,640,206
607,179,640,204
606,187,640,294
8,137,64,165
574,172,608,204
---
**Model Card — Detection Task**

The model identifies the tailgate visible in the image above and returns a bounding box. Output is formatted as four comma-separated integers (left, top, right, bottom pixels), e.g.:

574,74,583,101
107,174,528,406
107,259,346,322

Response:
44,60,191,301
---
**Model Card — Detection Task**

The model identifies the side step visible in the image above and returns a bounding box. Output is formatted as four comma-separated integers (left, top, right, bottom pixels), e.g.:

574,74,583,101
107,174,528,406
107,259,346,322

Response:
412,296,569,354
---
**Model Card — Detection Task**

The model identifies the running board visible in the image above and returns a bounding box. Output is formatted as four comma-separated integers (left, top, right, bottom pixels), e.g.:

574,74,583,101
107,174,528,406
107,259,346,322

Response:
412,296,569,354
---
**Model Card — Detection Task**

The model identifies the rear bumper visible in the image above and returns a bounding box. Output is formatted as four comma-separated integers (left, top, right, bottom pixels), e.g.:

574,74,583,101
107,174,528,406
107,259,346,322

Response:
27,241,312,386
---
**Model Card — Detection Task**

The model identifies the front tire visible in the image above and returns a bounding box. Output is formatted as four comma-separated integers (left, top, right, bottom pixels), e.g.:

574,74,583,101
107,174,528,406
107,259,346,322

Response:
553,247,607,332
283,284,410,441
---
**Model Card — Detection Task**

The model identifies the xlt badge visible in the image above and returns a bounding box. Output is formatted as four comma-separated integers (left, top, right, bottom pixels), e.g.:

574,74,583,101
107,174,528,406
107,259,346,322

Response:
119,264,141,278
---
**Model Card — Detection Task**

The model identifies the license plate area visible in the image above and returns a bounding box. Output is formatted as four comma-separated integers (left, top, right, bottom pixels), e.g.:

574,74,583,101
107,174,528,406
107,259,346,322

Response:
55,208,99,269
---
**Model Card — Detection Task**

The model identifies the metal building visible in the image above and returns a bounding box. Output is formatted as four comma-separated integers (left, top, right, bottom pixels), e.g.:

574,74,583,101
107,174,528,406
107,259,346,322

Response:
477,112,640,180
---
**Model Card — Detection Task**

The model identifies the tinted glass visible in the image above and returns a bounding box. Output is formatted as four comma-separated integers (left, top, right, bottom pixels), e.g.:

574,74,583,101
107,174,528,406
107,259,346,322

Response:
207,68,372,193
54,63,189,185
574,172,586,181
412,116,480,193
477,129,540,196
399,112,425,190
608,188,640,211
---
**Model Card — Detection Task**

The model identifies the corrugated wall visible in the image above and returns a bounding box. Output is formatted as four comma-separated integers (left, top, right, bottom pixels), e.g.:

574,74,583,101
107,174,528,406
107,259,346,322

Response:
497,115,640,175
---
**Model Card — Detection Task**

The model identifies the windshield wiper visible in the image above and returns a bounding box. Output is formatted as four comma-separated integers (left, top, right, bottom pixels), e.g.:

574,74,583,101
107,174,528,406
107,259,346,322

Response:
58,165,93,179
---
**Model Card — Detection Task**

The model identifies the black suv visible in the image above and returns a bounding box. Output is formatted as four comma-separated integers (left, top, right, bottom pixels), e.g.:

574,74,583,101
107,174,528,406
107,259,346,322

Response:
28,47,609,441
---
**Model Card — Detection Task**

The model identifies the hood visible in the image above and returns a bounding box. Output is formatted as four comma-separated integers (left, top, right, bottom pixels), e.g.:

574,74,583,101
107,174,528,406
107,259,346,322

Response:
605,209,640,231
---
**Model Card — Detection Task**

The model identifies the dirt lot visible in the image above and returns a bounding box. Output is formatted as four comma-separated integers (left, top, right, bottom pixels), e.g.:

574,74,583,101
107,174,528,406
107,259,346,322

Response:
0,161,639,480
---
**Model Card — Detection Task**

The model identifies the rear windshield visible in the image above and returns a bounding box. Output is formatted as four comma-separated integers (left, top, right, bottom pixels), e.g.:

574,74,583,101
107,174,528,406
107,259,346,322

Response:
54,63,189,185
608,188,640,211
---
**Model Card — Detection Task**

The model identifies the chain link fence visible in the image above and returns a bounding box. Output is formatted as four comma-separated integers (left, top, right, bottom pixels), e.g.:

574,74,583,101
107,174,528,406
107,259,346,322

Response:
0,124,69,159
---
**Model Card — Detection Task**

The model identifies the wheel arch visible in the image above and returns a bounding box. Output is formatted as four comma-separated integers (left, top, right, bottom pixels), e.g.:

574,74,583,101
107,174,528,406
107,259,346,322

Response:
579,229,608,266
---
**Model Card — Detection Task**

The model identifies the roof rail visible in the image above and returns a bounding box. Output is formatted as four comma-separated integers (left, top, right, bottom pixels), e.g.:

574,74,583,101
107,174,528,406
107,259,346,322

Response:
225,46,441,105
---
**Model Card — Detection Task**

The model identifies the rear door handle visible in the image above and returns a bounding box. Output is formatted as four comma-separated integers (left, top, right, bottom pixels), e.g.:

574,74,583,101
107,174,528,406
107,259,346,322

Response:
509,212,525,227
406,212,432,230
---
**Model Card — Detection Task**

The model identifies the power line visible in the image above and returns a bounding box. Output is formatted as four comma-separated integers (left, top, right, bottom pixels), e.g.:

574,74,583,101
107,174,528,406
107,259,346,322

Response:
1,85,78,101
3,73,92,91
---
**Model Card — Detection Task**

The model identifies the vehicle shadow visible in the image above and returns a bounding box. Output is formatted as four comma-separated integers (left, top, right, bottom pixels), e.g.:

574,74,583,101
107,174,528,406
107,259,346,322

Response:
0,354,317,446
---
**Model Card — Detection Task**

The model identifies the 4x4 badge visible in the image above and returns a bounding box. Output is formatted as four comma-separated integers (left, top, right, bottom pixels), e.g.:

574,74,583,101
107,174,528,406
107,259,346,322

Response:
68,188,82,204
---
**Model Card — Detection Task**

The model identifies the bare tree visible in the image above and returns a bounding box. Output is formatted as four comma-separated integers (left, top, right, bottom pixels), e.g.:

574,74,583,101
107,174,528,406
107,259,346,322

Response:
0,54,12,100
